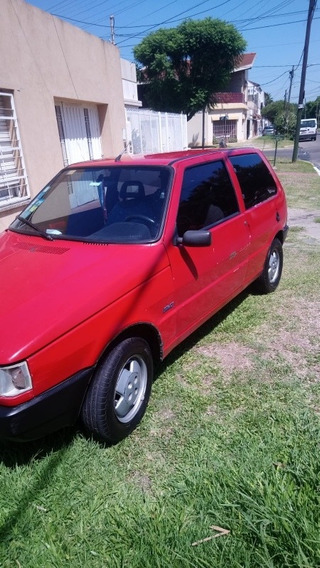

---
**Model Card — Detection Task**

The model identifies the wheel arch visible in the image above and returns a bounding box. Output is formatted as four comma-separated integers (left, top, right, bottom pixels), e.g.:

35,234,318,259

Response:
275,228,286,245
97,323,163,369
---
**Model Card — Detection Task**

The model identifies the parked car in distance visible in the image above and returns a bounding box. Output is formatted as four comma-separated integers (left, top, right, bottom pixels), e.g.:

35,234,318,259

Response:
0,148,288,444
262,125,275,136
299,118,317,141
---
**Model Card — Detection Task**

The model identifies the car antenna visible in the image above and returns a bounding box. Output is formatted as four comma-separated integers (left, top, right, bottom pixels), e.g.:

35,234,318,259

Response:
115,147,127,162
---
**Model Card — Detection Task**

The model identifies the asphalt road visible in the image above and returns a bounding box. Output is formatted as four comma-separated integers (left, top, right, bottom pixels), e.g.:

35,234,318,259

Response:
263,134,320,172
297,135,320,171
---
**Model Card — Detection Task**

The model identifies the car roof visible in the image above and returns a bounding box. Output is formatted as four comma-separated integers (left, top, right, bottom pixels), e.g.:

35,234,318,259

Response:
70,148,262,169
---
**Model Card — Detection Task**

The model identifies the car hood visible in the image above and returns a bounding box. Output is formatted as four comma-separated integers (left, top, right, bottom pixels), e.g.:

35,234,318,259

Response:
0,231,169,363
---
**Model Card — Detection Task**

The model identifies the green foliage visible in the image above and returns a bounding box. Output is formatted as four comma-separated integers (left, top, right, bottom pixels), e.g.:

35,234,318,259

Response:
134,18,246,121
262,101,295,124
274,109,297,138
262,101,297,137
304,96,320,120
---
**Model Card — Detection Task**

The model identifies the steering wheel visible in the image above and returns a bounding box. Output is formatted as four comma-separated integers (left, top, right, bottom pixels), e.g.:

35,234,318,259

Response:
125,215,156,228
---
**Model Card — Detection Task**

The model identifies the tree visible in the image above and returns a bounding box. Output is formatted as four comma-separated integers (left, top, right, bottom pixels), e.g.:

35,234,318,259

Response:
134,18,246,121
304,96,320,119
262,100,297,137
262,101,285,125
274,109,297,138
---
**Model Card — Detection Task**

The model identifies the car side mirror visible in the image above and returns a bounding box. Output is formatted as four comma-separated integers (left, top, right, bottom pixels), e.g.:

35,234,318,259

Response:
176,230,211,247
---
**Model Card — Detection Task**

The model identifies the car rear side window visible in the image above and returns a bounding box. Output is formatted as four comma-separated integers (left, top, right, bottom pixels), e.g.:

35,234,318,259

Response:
229,153,277,209
177,160,239,236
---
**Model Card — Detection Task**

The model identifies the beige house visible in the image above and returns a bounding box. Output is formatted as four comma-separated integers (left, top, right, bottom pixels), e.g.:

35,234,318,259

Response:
188,53,264,147
0,0,126,231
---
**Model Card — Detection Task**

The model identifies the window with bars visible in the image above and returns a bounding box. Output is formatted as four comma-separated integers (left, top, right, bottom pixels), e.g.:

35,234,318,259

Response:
212,119,237,141
0,92,29,209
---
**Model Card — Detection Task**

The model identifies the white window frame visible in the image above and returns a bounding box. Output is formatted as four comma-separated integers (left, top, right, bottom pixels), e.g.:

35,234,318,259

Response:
0,91,30,210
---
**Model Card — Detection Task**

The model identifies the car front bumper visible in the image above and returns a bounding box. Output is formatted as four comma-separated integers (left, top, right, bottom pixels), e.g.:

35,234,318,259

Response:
0,367,93,441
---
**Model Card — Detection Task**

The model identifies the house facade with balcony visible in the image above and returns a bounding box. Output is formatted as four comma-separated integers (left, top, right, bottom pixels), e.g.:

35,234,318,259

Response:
188,53,265,147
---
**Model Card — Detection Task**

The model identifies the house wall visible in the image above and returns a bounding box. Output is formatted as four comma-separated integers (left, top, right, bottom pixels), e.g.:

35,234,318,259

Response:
0,0,126,231
187,112,206,147
121,59,142,107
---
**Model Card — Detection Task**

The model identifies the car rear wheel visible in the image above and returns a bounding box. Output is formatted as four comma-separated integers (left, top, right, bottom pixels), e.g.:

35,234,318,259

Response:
254,238,283,294
81,337,153,443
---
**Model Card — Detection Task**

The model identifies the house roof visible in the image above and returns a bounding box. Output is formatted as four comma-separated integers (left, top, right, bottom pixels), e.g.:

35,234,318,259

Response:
234,53,256,72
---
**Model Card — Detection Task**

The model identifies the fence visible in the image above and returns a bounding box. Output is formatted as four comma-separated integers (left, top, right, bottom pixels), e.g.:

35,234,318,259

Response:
125,108,188,155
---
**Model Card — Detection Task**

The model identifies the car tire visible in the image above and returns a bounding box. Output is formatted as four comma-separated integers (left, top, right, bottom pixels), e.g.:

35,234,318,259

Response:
81,337,153,443
254,238,283,294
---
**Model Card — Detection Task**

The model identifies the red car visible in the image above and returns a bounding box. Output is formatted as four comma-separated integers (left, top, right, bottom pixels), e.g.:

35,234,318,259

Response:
0,149,288,443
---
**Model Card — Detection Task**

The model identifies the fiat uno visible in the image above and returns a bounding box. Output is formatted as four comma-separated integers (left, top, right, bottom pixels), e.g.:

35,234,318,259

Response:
0,148,288,443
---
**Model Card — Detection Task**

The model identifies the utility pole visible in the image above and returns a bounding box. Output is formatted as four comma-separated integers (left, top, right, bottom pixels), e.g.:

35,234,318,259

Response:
285,67,294,137
110,15,115,45
287,67,294,105
292,0,317,162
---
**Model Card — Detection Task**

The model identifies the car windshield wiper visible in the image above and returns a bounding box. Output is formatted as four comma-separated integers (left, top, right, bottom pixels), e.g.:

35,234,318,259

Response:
16,215,54,241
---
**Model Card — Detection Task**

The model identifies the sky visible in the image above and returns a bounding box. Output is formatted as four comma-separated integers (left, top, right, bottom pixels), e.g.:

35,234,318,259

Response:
26,0,320,105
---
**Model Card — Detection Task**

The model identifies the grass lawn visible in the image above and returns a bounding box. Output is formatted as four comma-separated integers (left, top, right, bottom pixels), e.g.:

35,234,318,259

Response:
1,161,320,568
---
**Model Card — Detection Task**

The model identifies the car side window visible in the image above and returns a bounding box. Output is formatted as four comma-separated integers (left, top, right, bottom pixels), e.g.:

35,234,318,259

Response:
177,160,239,237
229,153,277,209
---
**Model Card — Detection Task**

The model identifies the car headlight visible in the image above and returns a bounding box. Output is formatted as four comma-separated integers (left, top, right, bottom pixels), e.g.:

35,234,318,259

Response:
0,362,32,397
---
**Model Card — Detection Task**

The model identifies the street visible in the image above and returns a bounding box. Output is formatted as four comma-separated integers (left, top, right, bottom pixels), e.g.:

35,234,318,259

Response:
297,135,320,171
263,135,320,172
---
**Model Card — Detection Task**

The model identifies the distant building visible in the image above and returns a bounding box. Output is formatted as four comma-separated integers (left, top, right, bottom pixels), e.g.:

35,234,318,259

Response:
188,53,265,146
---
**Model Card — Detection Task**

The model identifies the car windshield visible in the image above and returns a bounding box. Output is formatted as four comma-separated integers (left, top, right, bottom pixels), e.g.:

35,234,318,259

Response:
300,120,316,128
10,165,171,243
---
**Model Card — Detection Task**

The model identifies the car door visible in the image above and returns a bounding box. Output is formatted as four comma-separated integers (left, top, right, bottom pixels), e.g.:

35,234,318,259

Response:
165,159,251,339
228,152,279,282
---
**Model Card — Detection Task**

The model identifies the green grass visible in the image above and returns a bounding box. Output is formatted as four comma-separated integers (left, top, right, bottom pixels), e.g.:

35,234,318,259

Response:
274,159,320,210
1,160,320,568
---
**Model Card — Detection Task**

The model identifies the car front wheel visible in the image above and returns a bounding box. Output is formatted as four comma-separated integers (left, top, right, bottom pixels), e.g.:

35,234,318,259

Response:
81,337,153,443
254,238,283,294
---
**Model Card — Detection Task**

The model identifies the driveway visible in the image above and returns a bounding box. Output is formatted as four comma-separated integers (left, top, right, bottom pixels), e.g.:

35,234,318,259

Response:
289,207,320,242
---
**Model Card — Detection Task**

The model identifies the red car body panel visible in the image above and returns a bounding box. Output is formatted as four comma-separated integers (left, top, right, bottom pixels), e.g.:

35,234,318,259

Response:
0,233,177,397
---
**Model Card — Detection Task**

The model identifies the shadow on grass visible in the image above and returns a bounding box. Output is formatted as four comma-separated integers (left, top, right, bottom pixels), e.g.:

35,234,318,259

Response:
0,428,76,543
157,288,250,375
0,426,76,467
